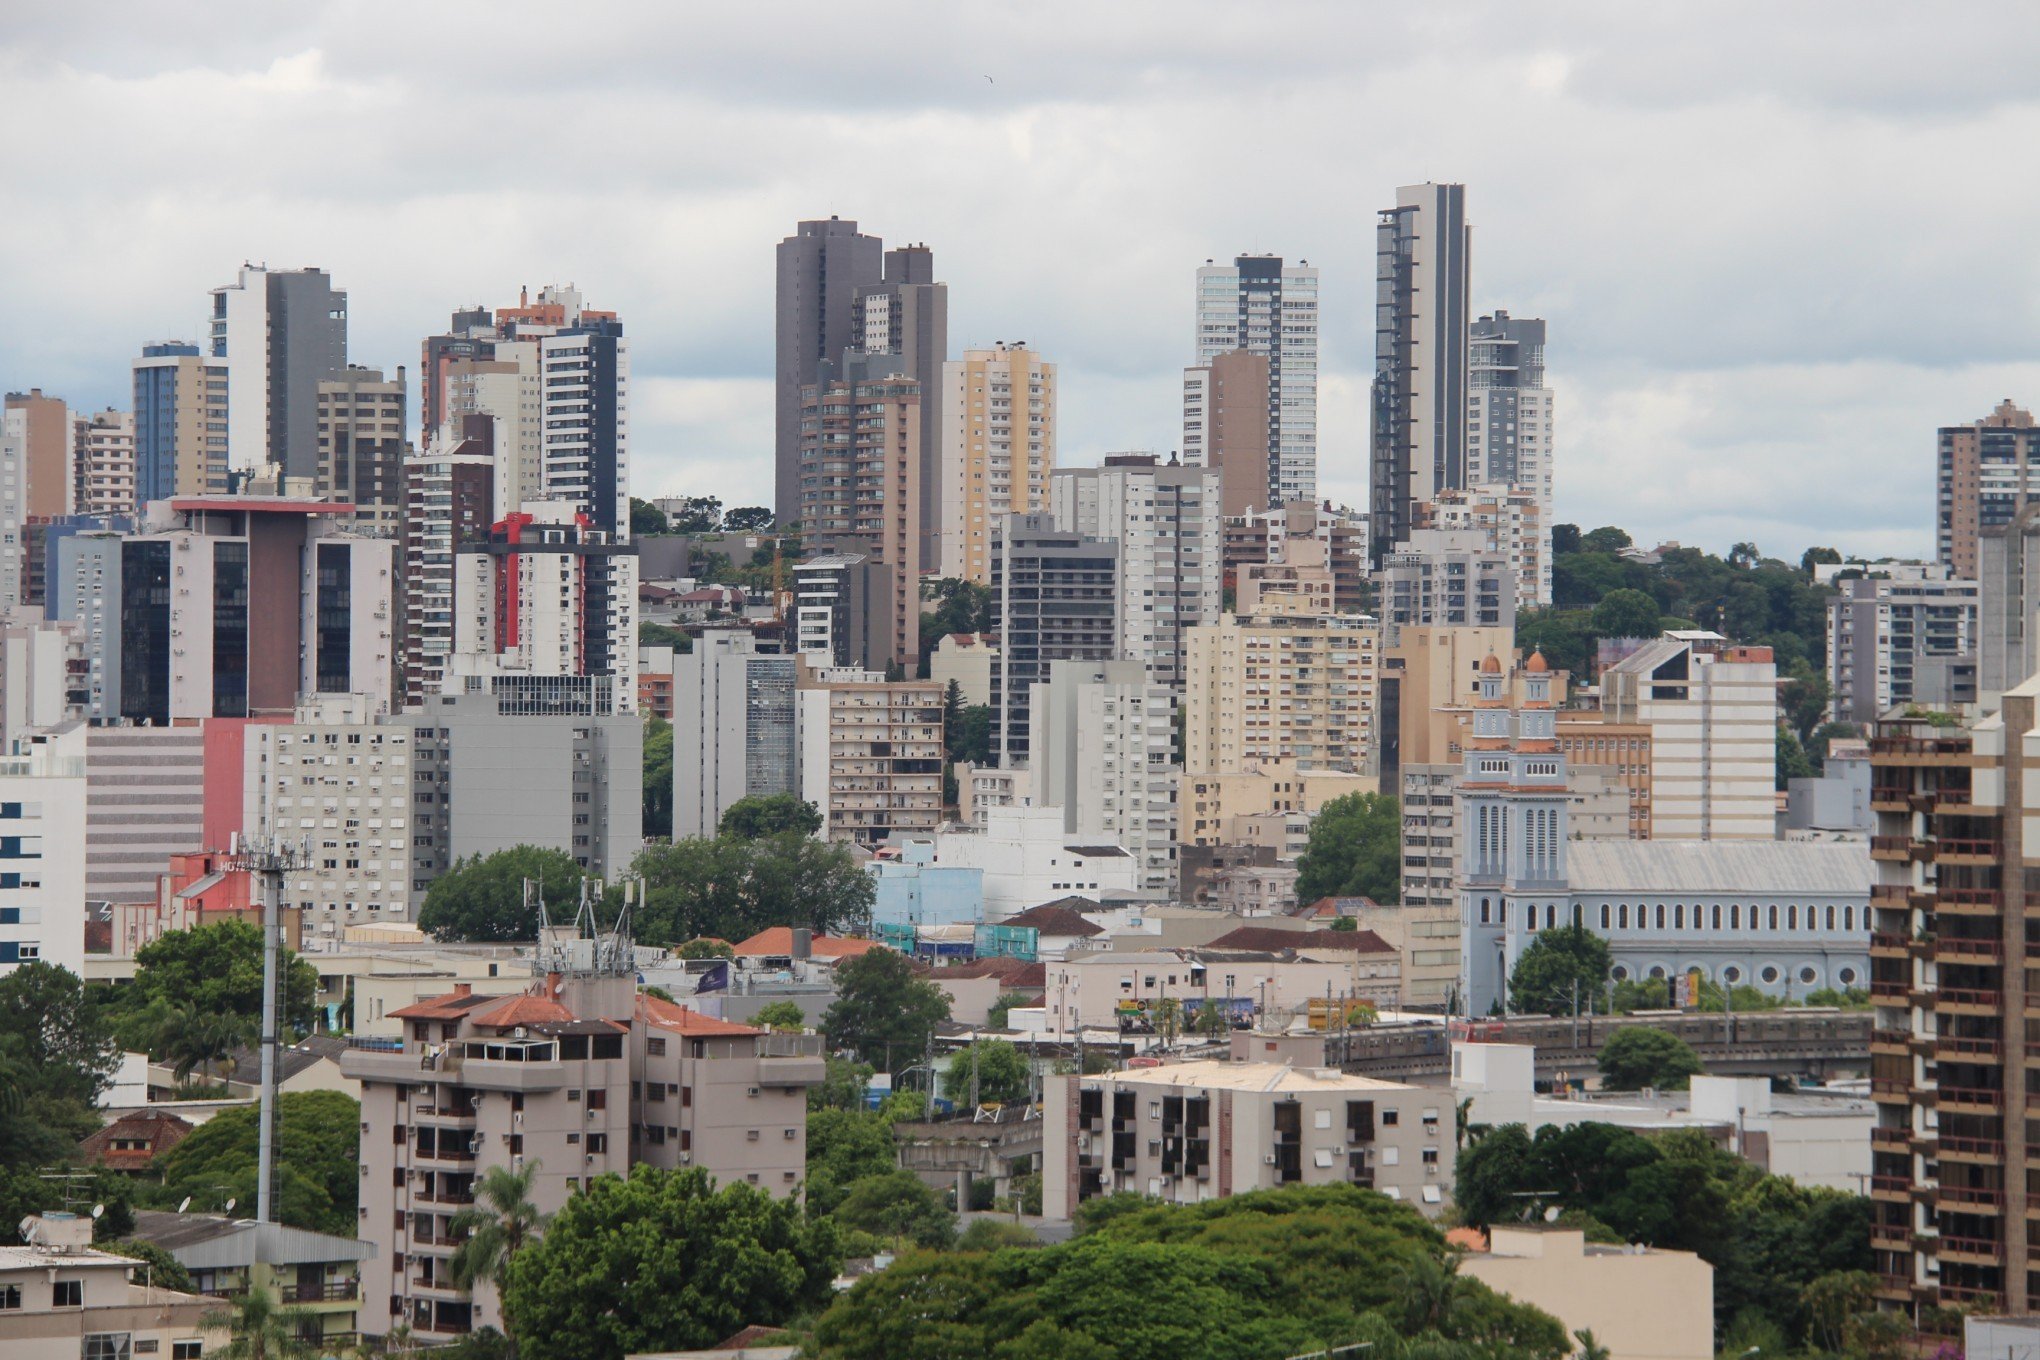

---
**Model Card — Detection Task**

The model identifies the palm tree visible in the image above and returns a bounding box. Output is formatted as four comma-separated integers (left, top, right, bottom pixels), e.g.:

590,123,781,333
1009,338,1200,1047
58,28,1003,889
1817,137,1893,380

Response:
201,1285,318,1360
1392,1250,1463,1335
1573,1329,1611,1360
448,1160,546,1294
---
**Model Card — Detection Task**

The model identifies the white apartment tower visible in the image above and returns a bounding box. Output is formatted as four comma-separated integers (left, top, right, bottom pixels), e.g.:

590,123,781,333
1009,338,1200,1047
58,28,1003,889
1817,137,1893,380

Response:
1194,255,1318,506
1050,455,1223,688
1031,659,1178,894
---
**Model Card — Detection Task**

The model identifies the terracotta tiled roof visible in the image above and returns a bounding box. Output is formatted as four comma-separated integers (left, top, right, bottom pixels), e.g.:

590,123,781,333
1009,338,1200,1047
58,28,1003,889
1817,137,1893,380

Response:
1000,904,1104,937
1446,1227,1490,1252
731,927,883,960
936,957,1047,988
639,993,764,1037
1204,926,1397,955
469,993,580,1030
388,988,503,1020
1297,895,1382,917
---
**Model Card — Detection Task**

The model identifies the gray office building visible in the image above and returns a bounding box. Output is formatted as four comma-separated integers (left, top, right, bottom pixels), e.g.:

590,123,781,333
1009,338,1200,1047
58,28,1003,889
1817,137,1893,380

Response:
210,265,348,481
670,629,800,838
1371,183,1470,564
775,219,883,525
989,513,1119,765
1827,573,1979,724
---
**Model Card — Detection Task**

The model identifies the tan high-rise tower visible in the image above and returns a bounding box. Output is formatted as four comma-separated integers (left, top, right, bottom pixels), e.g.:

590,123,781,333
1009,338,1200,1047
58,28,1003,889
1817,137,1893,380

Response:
941,343,1055,583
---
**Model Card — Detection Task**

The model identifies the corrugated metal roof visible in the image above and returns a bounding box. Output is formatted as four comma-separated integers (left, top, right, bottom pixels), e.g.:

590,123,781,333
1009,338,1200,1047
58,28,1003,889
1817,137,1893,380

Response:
1564,840,1871,895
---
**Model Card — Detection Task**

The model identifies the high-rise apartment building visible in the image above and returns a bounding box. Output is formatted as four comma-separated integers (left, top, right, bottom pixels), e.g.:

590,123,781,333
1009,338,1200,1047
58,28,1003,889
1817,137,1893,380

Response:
1467,311,1553,520
1182,350,1271,518
1939,399,2040,580
989,514,1118,765
850,244,947,567
537,317,630,540
132,341,229,502
1380,529,1518,636
450,502,639,699
1050,455,1222,688
1865,702,2033,1313
1031,659,1178,893
0,736,87,977
670,630,801,838
316,365,407,534
210,265,348,479
1978,502,2040,704
942,344,1056,584
5,389,71,520
70,408,135,518
1182,599,1380,776
1194,256,1318,506
1829,572,1980,725
1413,484,1548,610
792,550,899,675
798,377,921,666
796,675,944,848
51,497,395,724
1222,504,1371,617
775,218,884,524
1371,183,1471,564
400,416,497,707
1601,632,1777,841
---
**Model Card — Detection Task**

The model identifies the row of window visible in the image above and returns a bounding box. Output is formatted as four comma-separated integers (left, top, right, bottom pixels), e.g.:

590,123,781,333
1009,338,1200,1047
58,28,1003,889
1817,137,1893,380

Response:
1475,899,1860,934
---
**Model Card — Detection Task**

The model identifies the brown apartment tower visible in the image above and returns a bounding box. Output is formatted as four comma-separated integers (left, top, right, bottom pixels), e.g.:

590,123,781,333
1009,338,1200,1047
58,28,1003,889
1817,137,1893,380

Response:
1939,399,2040,580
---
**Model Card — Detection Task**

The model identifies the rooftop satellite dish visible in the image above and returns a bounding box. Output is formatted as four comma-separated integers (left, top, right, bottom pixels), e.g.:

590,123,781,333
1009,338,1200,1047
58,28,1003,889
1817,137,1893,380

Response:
177,1197,192,1214
1543,1206,1561,1223
90,1204,104,1220
222,1198,236,1215
17,1216,36,1243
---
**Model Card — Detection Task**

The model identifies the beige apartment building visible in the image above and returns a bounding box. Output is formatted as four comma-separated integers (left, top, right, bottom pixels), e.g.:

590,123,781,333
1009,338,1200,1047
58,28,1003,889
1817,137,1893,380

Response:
797,377,922,663
1601,632,1777,840
941,343,1055,582
1414,482,1549,611
339,932,823,1347
1181,349,1271,518
1177,760,1373,848
1183,597,1380,776
72,408,136,518
0,1214,221,1360
316,365,407,534
797,675,944,847
1043,1060,1451,1219
1460,1229,1713,1360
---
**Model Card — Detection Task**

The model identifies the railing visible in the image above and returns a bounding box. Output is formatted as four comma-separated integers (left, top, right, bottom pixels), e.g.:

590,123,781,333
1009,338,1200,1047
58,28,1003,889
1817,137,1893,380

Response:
1870,1126,1912,1146
1870,1027,1912,1048
1938,1085,2004,1106
1937,839,2003,858
1935,1035,2003,1057
279,1282,358,1303
1935,988,2003,1009
1871,837,1923,857
1871,1175,1912,1195
1937,1185,2006,1208
1937,1235,2005,1260
1870,737,1972,756
1936,937,2004,961
1938,887,2002,908
1870,982,1912,1000
1939,1136,2005,1158
1871,933,1912,952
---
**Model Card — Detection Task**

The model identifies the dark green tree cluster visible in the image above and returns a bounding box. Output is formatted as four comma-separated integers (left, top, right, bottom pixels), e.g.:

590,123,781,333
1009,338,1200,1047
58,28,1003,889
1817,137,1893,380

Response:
943,1038,1033,1106
718,793,822,839
0,962,118,1165
1595,1027,1705,1090
107,921,321,1056
1506,924,1611,1016
500,1166,839,1360
1294,792,1400,906
419,845,589,943
148,1090,362,1236
632,831,872,946
822,949,952,1073
813,1184,1567,1360
643,713,674,839
639,621,694,652
1454,1123,1871,1340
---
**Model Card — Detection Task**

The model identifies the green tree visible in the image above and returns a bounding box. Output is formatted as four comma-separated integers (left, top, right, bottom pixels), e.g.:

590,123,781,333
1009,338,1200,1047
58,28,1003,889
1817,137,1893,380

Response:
1806,720,1860,770
751,1001,807,1032
1777,726,1816,789
1294,792,1400,905
804,1106,896,1216
1596,1027,1705,1091
1580,526,1633,555
676,938,733,960
632,834,873,945
643,714,674,840
417,846,586,943
987,991,1031,1030
1800,546,1843,576
944,1039,1032,1106
202,1287,319,1360
822,949,951,1072
449,1161,548,1295
1507,924,1611,1017
718,793,822,839
639,622,693,652
0,1165,134,1242
809,1056,875,1112
957,1218,1041,1251
154,1091,361,1236
105,1239,195,1293
629,497,669,536
1779,669,1831,744
1453,1122,1537,1229
0,961,117,1161
113,923,318,1050
1552,523,1582,555
1514,608,1594,676
160,1005,254,1085
723,506,775,533
1588,588,1660,640
831,1170,957,1249
1572,1329,1611,1360
666,496,724,534
500,1166,840,1360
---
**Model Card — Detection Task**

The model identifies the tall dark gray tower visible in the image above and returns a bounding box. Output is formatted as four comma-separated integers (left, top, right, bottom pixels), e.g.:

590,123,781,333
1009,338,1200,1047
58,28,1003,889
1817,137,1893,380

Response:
1370,183,1470,564
774,218,883,526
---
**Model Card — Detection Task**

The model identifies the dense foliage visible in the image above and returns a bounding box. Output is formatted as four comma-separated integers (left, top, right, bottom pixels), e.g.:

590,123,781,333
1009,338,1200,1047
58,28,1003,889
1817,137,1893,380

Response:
106,921,321,1057
803,1106,898,1217
718,793,823,839
1454,1123,1871,1340
1294,792,1400,906
813,1184,1566,1360
150,1091,361,1235
418,846,589,942
0,962,117,1164
831,1169,957,1249
631,832,873,944
821,949,953,1073
1596,1027,1705,1090
643,714,674,839
1505,924,1611,1016
500,1166,840,1360
943,1039,1032,1107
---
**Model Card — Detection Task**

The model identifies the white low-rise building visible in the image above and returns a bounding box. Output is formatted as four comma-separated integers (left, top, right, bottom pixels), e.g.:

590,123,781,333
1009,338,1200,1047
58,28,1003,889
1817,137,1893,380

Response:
896,806,1142,919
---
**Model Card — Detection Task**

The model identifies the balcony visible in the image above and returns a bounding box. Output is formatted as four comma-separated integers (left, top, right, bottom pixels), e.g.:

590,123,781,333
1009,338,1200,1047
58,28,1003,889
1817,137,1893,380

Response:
279,1281,359,1304
1938,887,2004,915
1936,1034,2004,1060
1937,1085,2004,1110
1936,988,2003,1014
1870,1174,1912,1200
1870,933,1911,959
1937,1235,2005,1263
1870,1027,1912,1053
1939,1135,2004,1161
1937,839,2004,865
1937,1185,2006,1212
1936,937,2005,963
1870,1125,1913,1148
1871,836,1928,863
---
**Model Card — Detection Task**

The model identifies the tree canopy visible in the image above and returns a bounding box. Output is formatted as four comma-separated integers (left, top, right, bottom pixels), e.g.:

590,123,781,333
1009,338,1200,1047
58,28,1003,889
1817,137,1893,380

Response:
629,497,670,536
804,1106,898,1217
943,1039,1032,1107
500,1166,840,1360
643,714,674,840
1597,1027,1705,1091
109,922,319,1053
718,793,823,840
631,833,873,945
1294,792,1400,906
1506,924,1611,1016
723,506,775,533
418,846,588,943
830,1169,956,1250
0,962,117,1161
151,1090,361,1235
821,949,952,1073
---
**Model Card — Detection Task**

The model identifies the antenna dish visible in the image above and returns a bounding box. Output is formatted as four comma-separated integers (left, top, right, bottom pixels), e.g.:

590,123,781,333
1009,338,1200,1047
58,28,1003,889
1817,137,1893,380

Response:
91,1203,104,1220
1543,1205,1561,1223
222,1198,236,1215
17,1217,35,1243
177,1197,192,1214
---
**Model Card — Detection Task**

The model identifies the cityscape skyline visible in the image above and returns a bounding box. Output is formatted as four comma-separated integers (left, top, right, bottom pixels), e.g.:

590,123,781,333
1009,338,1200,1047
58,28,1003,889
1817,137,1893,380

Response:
4,6,2035,559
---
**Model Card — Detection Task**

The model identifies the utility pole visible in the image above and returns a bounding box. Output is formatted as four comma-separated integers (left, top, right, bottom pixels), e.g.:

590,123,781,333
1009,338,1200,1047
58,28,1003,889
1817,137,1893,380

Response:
230,834,308,1225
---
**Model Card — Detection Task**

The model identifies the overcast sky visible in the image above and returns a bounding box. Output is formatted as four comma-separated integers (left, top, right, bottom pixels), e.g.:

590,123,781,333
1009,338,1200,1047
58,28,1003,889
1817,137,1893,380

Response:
5,2,2039,559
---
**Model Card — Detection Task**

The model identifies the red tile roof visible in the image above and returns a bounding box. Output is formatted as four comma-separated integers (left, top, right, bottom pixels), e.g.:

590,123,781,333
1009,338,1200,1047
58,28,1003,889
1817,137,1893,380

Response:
999,904,1104,937
936,957,1047,988
639,993,764,1037
469,993,581,1030
1205,926,1397,955
731,927,883,960
388,987,502,1020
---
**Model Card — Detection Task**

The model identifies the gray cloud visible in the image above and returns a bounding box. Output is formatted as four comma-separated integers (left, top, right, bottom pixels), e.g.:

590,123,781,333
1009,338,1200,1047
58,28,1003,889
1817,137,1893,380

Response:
4,1,2039,555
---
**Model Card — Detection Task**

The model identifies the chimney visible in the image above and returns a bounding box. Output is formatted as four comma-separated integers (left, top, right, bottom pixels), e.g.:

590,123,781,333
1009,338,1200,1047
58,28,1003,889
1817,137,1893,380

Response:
453,983,471,997
791,928,813,961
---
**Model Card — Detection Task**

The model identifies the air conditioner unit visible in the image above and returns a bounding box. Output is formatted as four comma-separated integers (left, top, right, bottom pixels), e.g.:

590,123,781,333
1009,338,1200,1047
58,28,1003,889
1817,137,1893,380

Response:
748,1087,760,1097
1263,1154,1278,1165
586,1109,597,1120
678,1152,691,1164
584,1153,595,1164
511,1155,523,1169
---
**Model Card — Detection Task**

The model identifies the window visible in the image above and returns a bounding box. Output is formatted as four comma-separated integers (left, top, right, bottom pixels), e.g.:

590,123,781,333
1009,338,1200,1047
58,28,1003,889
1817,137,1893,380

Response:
84,1337,132,1360
0,1284,18,1309
54,1279,83,1307
1381,1108,1399,1127
647,1038,666,1057
175,1345,205,1360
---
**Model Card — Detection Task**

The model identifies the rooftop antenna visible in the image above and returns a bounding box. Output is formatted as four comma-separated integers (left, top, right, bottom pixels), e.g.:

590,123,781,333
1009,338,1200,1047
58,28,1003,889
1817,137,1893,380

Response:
226,834,309,1225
